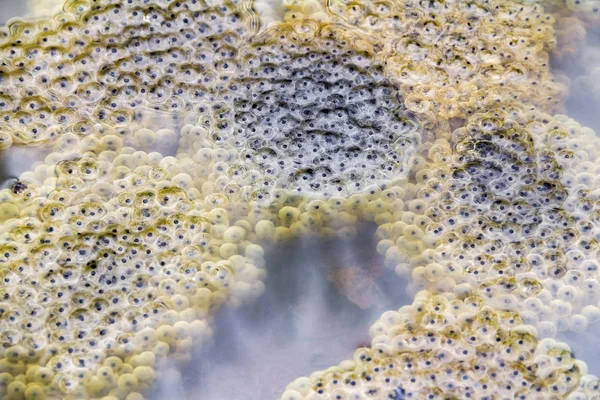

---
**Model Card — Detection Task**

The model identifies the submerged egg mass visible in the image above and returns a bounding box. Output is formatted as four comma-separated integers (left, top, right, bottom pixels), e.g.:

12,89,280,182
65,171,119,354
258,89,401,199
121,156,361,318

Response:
283,292,588,399
226,28,421,198
0,147,267,398
1,0,600,399
0,0,255,147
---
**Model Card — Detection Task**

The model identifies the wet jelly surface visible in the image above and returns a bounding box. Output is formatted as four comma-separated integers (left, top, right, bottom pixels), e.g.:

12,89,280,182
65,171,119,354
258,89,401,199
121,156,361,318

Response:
1,0,600,399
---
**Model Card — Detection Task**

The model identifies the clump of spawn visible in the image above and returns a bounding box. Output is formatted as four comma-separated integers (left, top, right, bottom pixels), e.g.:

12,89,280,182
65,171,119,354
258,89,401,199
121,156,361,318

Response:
282,0,567,127
250,3,600,399
282,291,592,399
171,22,429,246
0,138,267,399
174,13,600,399
2,1,600,400
271,0,600,339
371,103,600,339
0,0,256,148
177,22,423,204
228,24,421,198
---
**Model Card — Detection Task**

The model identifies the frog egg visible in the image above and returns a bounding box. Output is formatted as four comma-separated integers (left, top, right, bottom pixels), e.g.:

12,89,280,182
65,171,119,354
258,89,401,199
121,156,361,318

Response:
31,368,52,386
285,377,312,395
21,382,45,400
5,382,28,400
403,224,425,241
373,211,393,225
133,128,156,149
152,341,170,359
0,203,19,222
536,305,554,323
155,129,177,147
582,305,600,324
523,297,544,314
537,289,553,304
424,263,444,283
278,206,300,226
558,285,582,303
411,266,428,284
0,132,13,149
326,197,347,210
0,372,14,391
569,314,589,333
537,321,558,338
132,366,155,383
219,242,238,259
156,325,177,345
223,226,246,243
550,299,573,317
269,225,289,242
244,243,264,260
376,239,395,257
103,356,123,371
125,393,145,400
85,375,106,395
171,173,193,190
280,389,303,400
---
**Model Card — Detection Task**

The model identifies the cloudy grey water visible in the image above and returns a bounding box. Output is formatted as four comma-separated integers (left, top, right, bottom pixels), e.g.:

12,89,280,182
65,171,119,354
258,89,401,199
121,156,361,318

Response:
149,226,412,399
559,28,600,134
0,0,26,24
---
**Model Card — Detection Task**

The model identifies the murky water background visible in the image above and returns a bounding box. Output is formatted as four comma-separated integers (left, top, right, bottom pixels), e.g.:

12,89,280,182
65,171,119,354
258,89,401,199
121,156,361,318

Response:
0,0,25,24
146,228,411,399
3,0,600,399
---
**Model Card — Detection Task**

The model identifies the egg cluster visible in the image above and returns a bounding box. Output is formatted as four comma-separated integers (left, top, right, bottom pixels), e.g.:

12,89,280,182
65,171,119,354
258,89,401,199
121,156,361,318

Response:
0,141,266,399
1,0,600,399
172,23,423,202
169,25,428,232
282,291,592,400
225,25,421,198
370,102,600,334
282,0,566,125
0,0,255,148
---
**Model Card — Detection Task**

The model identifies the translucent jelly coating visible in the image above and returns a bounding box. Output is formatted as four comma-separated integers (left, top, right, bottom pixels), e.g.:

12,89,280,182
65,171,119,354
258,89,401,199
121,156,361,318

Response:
0,143,265,399
0,0,600,399
282,291,591,399
0,0,256,147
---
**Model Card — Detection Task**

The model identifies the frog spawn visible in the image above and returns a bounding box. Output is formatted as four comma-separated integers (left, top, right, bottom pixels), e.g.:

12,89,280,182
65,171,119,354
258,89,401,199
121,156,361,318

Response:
0,0,256,148
281,0,566,128
280,106,600,399
226,25,421,199
282,291,590,400
1,0,600,399
173,22,423,203
0,143,266,399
